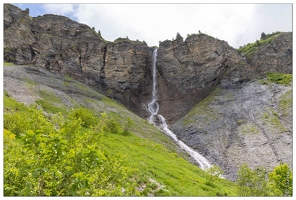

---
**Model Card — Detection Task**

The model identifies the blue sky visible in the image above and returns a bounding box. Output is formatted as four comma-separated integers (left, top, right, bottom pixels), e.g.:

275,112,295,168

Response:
11,3,293,48
13,3,78,20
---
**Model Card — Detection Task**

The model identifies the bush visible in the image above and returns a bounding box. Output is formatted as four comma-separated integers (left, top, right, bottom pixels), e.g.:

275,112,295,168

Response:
205,165,224,186
4,105,51,137
105,116,121,134
4,105,139,196
261,32,267,40
69,108,97,128
268,163,292,196
237,164,270,196
237,163,293,196
123,117,133,136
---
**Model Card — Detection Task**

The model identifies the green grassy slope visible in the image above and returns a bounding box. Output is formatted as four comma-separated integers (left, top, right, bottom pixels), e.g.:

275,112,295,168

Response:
3,65,238,196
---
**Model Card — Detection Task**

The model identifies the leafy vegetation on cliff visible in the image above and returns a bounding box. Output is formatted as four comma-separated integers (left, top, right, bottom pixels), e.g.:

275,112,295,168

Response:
279,89,292,116
4,62,15,66
266,72,292,85
237,163,292,196
238,32,283,60
113,37,145,45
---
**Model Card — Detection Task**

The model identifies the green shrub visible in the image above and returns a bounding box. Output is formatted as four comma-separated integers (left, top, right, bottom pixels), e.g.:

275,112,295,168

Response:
4,105,140,196
268,163,292,196
237,163,293,196
4,105,51,137
237,164,270,196
123,117,133,136
205,165,224,188
104,116,121,134
69,108,97,128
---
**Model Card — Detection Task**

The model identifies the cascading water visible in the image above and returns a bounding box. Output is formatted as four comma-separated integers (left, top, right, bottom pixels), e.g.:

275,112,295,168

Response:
147,48,212,170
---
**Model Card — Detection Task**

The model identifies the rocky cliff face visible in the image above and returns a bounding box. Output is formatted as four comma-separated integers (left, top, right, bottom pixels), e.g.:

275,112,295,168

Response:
154,33,258,123
3,4,259,123
4,4,292,180
171,80,292,180
4,4,153,117
248,33,292,74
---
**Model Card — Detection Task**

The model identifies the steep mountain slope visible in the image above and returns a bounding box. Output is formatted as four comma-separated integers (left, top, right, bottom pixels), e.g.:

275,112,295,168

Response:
4,64,237,196
171,76,292,181
3,64,174,150
155,33,257,123
3,4,264,123
3,3,292,185
4,3,153,119
169,32,292,180
239,32,292,74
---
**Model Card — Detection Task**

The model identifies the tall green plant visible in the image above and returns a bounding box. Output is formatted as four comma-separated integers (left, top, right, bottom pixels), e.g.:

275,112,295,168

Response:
237,163,293,196
237,164,270,196
205,165,224,187
68,107,97,128
268,162,292,196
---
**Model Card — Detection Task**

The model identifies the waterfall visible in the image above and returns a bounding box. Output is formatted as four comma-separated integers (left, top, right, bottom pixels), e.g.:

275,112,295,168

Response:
147,48,211,170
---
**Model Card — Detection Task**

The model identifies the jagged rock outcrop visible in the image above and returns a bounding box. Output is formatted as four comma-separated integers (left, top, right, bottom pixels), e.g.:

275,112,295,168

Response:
4,5,36,63
103,39,153,112
154,33,257,123
4,4,259,123
4,4,153,115
247,33,292,74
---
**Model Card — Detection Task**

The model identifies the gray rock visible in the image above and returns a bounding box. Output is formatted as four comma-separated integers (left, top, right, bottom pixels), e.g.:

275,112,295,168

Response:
171,80,292,180
249,33,292,74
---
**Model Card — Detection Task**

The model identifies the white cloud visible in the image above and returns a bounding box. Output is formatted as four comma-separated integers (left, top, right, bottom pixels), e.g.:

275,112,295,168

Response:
42,4,76,16
42,3,292,48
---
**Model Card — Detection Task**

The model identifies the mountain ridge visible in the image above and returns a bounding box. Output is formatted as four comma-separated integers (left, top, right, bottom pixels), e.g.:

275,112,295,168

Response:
3,3,292,182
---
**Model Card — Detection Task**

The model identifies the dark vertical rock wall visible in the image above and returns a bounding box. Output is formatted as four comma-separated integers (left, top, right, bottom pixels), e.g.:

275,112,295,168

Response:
4,4,292,123
4,4,153,117
155,34,258,123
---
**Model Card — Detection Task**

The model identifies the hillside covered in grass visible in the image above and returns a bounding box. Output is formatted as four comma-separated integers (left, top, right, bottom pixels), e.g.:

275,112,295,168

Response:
4,64,237,196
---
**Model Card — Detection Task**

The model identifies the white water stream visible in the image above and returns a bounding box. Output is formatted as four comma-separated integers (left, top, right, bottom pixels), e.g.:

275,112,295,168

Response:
147,49,211,170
